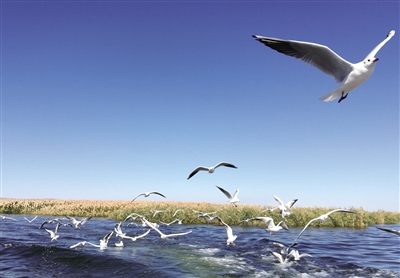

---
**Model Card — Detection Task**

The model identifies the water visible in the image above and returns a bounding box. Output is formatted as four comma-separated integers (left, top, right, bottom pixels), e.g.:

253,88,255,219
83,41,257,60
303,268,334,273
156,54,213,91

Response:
1,215,399,277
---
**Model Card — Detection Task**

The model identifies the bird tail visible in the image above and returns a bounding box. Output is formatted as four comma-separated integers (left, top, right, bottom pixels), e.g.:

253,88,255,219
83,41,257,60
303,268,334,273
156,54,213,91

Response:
319,88,342,102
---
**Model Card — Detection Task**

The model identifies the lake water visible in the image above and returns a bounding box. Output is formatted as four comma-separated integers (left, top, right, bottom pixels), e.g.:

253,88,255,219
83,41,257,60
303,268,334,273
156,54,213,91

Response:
1,215,399,277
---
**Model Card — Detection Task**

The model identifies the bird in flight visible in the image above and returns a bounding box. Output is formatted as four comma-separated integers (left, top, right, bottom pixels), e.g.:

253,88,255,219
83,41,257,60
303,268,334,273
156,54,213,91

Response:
131,191,166,202
253,30,395,103
187,162,237,180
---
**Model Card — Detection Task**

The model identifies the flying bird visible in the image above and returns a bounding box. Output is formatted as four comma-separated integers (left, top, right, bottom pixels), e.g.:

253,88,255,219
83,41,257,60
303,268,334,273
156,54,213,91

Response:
141,217,192,239
187,162,237,180
376,227,400,236
215,185,240,206
66,216,92,229
273,195,298,218
1,215,17,221
44,223,61,242
291,209,356,245
215,216,237,246
253,30,395,102
252,216,289,235
288,249,313,261
131,191,166,202
24,216,38,223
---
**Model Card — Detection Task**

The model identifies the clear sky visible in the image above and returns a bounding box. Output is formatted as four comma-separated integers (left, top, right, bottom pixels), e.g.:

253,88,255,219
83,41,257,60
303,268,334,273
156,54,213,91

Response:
1,1,399,211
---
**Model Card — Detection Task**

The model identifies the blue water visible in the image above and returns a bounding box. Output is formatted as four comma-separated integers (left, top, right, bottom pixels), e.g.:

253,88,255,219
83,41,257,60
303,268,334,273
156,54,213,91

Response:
1,215,399,277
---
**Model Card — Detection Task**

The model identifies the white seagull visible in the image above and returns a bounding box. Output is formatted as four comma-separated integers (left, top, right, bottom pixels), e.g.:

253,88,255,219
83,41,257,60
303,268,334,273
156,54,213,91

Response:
45,223,61,242
87,231,114,249
292,209,356,245
161,219,184,226
216,185,240,206
1,215,17,221
187,162,237,180
288,249,313,261
273,195,298,218
70,241,88,249
252,217,289,235
131,191,166,202
24,216,38,223
376,227,400,236
66,216,92,229
215,216,237,246
270,251,291,264
152,210,166,218
141,217,192,239
253,30,395,103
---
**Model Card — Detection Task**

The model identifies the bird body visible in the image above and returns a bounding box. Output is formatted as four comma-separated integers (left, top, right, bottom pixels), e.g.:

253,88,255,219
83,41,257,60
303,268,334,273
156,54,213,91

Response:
215,217,237,246
253,217,288,235
273,195,298,218
66,216,92,229
253,30,395,102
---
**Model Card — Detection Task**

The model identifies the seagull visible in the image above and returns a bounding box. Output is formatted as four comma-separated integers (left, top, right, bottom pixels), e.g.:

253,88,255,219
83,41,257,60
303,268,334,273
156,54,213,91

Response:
70,241,88,249
252,217,289,235
1,215,17,221
215,216,237,246
39,218,69,229
45,223,61,242
253,30,395,103
152,210,166,218
291,209,356,245
273,195,298,218
173,209,182,217
288,249,313,261
24,216,38,223
376,227,400,236
238,218,255,225
87,231,114,249
270,251,291,264
161,219,184,226
141,217,192,239
131,191,166,202
187,162,237,180
114,227,151,246
273,242,289,255
215,185,240,206
66,216,92,229
193,210,217,218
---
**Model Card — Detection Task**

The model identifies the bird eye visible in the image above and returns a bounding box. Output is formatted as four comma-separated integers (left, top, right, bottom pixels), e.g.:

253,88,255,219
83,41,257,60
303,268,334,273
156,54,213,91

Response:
367,59,370,62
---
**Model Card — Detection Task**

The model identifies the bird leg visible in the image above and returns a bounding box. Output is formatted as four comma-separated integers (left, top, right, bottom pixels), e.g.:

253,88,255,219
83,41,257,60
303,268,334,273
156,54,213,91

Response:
338,92,348,103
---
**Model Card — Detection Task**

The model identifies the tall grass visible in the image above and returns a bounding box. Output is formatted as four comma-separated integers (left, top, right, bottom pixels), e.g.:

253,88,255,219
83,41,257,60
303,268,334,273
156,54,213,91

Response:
1,198,399,228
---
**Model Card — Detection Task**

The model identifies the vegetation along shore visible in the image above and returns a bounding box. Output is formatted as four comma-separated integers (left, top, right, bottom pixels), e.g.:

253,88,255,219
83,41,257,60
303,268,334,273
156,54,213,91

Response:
1,198,398,228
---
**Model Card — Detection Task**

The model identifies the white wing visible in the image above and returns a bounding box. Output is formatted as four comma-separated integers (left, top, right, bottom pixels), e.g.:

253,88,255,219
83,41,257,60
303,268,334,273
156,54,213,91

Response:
216,185,232,199
253,35,353,83
365,30,395,60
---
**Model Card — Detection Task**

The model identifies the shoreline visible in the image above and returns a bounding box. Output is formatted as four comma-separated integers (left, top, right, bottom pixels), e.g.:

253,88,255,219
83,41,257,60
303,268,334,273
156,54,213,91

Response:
1,198,399,228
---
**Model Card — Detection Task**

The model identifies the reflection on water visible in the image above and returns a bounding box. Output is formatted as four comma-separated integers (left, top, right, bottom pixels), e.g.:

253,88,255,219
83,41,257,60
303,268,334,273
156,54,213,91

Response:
1,215,399,277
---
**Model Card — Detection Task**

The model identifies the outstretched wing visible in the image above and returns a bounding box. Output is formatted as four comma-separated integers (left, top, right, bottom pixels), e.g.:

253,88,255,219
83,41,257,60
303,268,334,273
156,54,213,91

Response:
365,30,395,60
253,35,353,83
216,185,232,199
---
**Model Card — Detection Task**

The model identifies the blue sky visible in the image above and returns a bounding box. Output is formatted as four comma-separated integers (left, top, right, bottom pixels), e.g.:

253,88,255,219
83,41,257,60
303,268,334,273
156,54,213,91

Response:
1,1,398,211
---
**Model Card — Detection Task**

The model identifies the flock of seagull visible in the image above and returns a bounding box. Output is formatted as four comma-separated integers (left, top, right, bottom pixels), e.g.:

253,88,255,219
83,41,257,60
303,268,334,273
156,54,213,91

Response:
1,161,398,264
1,30,398,267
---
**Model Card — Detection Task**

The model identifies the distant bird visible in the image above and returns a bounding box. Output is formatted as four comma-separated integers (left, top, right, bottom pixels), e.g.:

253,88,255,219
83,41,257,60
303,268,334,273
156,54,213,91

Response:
253,30,396,103
161,219,184,226
45,223,61,242
66,216,92,229
39,218,68,229
1,215,16,221
141,217,192,239
193,210,217,218
173,209,182,217
215,216,237,246
24,216,38,223
238,218,255,225
152,210,166,218
131,191,166,202
216,185,240,206
376,227,400,236
288,249,313,261
70,241,88,249
187,162,237,180
291,209,356,245
273,195,298,218
252,217,289,235
87,231,114,249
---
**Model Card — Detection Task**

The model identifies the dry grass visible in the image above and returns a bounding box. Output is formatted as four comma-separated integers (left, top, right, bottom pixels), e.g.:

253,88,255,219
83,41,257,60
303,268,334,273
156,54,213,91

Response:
1,198,399,228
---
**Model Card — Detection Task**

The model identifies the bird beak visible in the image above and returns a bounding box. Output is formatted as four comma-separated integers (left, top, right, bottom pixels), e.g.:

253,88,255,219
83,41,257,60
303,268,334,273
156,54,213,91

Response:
373,58,379,62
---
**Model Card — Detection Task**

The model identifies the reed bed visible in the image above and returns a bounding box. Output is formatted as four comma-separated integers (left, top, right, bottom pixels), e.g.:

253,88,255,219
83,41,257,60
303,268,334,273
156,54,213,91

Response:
1,198,399,228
